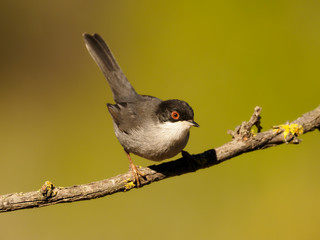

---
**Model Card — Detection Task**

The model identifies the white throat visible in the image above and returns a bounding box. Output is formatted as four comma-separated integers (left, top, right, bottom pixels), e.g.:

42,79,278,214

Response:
154,120,192,141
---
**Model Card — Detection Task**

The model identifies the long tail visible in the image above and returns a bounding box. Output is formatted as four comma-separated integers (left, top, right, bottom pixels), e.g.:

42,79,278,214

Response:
83,33,139,103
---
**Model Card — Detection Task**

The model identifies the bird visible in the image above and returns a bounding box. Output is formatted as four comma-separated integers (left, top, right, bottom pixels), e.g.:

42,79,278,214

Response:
83,33,199,186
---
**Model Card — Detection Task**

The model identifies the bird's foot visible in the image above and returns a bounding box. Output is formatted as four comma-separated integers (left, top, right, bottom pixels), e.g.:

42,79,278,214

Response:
126,151,145,187
129,163,145,187
181,150,198,172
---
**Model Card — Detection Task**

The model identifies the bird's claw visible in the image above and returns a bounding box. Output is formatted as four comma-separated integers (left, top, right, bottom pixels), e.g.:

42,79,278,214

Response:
130,164,145,187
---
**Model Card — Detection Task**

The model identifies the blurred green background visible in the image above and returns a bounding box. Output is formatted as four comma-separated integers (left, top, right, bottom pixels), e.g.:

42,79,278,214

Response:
1,1,319,239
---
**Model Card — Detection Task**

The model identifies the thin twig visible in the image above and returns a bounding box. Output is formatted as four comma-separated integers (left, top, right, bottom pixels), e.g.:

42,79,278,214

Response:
1,105,319,213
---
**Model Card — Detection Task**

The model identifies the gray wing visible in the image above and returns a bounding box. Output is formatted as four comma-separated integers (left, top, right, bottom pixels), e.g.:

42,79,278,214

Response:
83,33,140,103
107,96,162,134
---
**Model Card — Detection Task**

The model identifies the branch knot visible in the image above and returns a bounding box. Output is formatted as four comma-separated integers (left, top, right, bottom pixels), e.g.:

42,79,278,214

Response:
40,181,58,199
228,106,262,140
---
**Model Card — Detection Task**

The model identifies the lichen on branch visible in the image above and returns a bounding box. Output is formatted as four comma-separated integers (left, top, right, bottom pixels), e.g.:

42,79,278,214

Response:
0,105,319,213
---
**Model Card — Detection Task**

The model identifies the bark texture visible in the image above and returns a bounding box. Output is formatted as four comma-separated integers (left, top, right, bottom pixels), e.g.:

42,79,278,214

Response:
1,105,319,213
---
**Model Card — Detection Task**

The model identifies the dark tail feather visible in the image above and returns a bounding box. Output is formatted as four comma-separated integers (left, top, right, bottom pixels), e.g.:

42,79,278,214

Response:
83,33,139,103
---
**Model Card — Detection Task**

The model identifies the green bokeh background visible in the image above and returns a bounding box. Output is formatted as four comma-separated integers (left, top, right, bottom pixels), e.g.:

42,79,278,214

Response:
1,1,319,239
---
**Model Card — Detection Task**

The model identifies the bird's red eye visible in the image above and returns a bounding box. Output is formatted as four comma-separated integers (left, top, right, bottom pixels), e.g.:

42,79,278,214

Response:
171,111,180,120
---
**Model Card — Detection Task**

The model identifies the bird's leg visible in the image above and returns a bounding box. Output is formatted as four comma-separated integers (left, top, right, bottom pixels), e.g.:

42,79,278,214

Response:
125,151,145,187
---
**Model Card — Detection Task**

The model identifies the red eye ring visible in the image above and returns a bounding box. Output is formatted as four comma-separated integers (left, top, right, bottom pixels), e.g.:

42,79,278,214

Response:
171,111,180,120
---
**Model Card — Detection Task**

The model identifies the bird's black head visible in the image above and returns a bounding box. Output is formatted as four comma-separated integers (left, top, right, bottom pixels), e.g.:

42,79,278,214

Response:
156,99,199,127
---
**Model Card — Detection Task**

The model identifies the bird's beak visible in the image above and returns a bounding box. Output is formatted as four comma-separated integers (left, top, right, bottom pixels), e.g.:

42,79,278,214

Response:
188,120,200,127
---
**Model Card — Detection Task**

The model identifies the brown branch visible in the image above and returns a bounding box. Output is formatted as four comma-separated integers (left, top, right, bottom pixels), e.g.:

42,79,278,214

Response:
1,105,319,213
